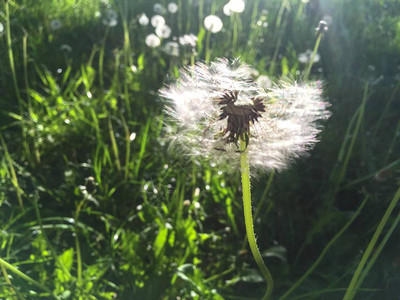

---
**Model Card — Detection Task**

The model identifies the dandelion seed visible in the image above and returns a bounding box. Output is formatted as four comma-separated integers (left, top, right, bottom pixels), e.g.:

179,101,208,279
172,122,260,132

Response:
155,24,171,39
102,9,118,27
138,13,149,26
160,58,330,173
145,33,161,48
168,2,178,14
204,15,223,33
50,19,62,31
151,15,165,28
153,3,165,14
163,41,179,56
129,132,136,141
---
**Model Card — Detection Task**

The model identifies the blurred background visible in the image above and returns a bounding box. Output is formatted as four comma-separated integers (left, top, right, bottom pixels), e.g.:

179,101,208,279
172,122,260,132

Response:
0,0,399,299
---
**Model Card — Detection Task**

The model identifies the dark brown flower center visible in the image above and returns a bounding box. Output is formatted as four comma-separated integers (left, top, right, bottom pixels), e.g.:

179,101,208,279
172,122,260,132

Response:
217,90,265,147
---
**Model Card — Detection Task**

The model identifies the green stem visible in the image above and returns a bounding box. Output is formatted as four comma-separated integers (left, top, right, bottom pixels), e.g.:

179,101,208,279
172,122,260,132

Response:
240,138,274,300
205,30,211,63
6,1,22,110
99,26,110,90
303,32,322,81
0,257,59,299
343,186,400,300
354,209,400,293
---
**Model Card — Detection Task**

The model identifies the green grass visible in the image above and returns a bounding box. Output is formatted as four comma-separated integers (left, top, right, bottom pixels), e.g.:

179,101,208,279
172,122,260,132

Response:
0,0,399,299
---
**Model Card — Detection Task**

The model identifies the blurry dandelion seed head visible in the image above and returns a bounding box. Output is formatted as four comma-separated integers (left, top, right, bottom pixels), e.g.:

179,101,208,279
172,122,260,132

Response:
151,15,165,28
163,41,180,56
145,33,161,48
102,9,118,27
155,24,171,39
298,50,320,64
204,15,223,33
138,13,149,26
179,34,198,47
160,58,331,174
168,3,178,14
0,23,4,33
50,19,63,31
153,3,166,14
223,0,245,16
60,44,72,52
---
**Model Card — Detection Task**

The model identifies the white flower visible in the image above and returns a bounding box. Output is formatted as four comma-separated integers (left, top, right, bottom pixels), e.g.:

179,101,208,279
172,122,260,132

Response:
0,23,4,33
138,13,149,26
163,41,180,56
151,15,165,28
204,15,223,33
160,59,330,173
179,34,198,47
155,24,171,39
102,9,118,27
168,2,178,14
50,19,62,31
298,50,320,64
223,0,245,16
153,3,165,14
145,34,161,48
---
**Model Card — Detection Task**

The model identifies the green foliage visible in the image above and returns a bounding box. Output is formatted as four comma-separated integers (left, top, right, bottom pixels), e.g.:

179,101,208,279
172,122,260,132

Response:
0,0,399,299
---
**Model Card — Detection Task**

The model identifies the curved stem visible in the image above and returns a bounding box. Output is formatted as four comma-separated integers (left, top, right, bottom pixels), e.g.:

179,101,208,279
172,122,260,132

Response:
240,138,274,300
0,257,59,299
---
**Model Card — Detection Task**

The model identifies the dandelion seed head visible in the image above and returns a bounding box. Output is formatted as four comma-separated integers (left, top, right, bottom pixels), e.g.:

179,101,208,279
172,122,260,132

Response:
168,3,178,14
161,59,330,174
151,15,165,28
145,33,161,48
163,41,180,56
204,15,223,33
155,24,171,39
50,19,62,31
179,34,198,47
60,44,72,52
223,0,245,15
102,9,118,27
153,3,166,14
298,50,320,64
138,13,149,26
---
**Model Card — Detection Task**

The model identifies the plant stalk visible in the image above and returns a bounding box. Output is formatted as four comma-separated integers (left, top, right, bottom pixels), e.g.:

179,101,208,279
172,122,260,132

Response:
240,138,274,300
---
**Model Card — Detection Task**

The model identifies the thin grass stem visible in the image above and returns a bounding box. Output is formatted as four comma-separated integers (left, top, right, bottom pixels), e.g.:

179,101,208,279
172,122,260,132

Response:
0,257,60,299
343,186,400,300
278,195,368,300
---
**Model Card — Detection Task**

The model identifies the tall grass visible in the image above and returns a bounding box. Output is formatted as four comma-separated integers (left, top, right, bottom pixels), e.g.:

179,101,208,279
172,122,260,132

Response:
0,0,399,299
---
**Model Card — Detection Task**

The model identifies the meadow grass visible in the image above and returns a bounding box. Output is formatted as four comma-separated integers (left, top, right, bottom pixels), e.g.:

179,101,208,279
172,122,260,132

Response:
0,0,399,299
